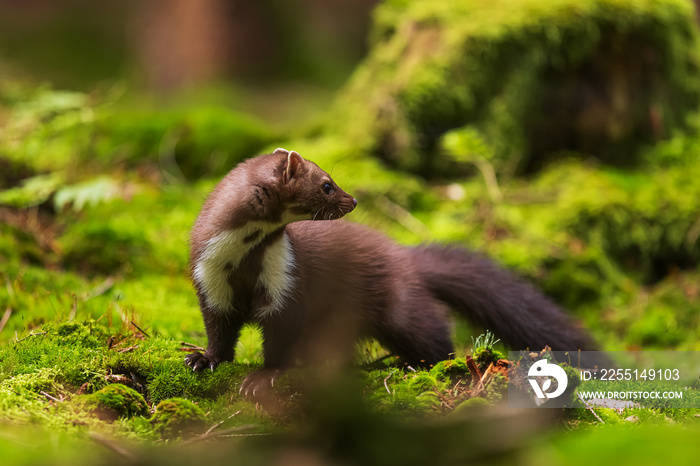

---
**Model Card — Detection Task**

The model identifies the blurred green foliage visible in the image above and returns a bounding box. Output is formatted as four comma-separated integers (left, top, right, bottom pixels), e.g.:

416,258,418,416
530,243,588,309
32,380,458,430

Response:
1,84,274,182
324,0,700,177
95,106,274,180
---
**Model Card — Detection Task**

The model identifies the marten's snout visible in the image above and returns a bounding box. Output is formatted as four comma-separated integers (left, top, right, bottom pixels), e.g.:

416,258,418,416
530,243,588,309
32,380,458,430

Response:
345,195,357,214
331,193,356,219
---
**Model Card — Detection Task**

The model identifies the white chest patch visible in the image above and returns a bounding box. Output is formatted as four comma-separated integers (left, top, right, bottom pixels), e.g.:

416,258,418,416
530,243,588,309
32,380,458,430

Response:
193,226,256,312
193,223,296,314
256,233,296,318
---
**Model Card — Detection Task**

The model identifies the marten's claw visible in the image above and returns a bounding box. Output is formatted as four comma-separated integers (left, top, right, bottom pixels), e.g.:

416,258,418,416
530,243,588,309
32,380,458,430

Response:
239,369,283,399
184,351,220,372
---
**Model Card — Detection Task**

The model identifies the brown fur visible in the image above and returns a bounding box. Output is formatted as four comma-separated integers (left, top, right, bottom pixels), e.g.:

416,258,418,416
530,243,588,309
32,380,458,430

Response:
185,150,601,396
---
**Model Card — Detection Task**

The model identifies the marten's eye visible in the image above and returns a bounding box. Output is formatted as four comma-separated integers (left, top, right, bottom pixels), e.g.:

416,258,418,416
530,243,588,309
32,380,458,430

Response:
322,182,333,195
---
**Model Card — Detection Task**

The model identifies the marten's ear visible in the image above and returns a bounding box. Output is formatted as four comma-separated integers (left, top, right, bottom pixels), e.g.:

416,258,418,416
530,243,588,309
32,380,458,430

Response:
283,150,304,184
273,148,289,155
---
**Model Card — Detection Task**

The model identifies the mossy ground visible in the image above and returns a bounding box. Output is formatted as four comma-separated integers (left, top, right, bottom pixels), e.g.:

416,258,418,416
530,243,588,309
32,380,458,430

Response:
3,0,700,463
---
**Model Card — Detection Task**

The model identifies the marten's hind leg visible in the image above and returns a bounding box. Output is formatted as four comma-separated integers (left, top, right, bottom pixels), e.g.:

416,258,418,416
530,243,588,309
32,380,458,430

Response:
374,294,455,367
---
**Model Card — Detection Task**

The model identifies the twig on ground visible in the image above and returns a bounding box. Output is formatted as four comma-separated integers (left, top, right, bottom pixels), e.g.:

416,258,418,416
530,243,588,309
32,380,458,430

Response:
183,414,253,444
180,341,206,351
451,379,464,395
577,393,605,424
202,410,243,437
384,370,396,395
116,346,139,353
471,363,494,397
465,356,482,384
16,331,47,343
39,391,62,403
130,321,150,338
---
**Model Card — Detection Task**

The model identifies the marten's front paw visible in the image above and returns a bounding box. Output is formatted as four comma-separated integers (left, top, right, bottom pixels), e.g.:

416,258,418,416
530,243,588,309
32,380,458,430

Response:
239,369,283,398
185,351,220,372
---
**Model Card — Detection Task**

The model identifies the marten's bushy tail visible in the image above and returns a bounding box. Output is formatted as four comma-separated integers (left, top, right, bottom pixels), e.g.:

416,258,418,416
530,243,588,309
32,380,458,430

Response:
410,245,599,356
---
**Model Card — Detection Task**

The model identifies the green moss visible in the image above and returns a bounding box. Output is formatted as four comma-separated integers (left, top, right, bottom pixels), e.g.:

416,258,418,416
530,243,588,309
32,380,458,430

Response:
430,358,470,380
1,368,64,399
326,0,700,176
408,374,440,394
363,368,442,415
75,383,148,421
0,321,113,391
595,408,622,424
150,397,206,438
560,364,582,406
0,317,274,438
55,321,110,348
485,373,508,404
149,360,251,404
453,397,492,414
473,347,506,371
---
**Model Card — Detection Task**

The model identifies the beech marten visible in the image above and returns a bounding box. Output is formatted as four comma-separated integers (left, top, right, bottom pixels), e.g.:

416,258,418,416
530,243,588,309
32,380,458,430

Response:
185,148,600,396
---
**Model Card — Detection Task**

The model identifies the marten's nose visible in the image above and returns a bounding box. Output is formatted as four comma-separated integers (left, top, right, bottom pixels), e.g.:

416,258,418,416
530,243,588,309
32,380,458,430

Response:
352,198,358,207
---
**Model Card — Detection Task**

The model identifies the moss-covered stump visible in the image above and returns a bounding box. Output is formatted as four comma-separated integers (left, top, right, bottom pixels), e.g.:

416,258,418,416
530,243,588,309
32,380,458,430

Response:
75,383,148,422
150,398,206,439
325,0,700,177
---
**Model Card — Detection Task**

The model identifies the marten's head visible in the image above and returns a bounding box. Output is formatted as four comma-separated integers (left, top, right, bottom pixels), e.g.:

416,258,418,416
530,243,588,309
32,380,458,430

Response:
274,148,357,221
190,149,357,265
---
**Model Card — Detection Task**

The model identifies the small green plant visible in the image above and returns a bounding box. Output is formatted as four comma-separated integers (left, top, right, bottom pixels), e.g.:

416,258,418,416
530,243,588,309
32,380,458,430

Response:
471,330,501,353
471,330,506,371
